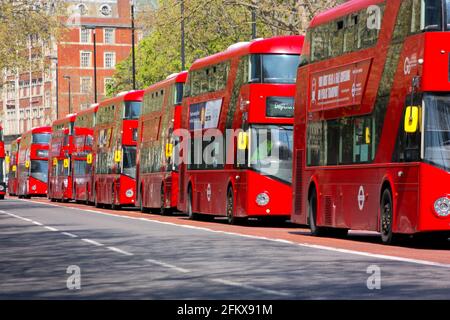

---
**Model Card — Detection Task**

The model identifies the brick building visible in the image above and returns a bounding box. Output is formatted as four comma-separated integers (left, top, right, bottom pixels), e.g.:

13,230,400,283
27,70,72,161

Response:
0,0,137,146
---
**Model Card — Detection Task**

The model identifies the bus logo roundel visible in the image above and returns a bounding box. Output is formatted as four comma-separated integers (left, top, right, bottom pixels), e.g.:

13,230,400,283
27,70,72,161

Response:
358,186,365,211
206,184,212,202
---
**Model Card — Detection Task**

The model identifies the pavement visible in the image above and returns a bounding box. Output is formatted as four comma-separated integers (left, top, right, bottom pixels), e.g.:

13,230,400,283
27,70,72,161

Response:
0,197,449,299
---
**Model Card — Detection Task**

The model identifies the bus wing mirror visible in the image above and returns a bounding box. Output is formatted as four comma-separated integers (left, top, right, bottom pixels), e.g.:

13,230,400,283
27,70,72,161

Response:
114,150,122,163
86,154,93,165
165,143,173,158
404,106,421,133
53,157,58,166
238,132,248,150
25,160,30,169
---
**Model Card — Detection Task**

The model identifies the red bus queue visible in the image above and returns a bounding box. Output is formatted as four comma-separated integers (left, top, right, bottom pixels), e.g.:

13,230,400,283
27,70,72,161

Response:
7,138,21,197
3,22,449,244
17,127,51,198
292,0,450,244
0,126,5,200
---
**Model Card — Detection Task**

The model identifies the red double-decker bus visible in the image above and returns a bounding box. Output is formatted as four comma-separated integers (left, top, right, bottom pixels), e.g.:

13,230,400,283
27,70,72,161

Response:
73,105,98,204
177,36,303,223
0,126,5,199
48,114,76,202
93,91,144,209
7,138,21,197
17,126,51,198
293,0,450,244
137,72,187,214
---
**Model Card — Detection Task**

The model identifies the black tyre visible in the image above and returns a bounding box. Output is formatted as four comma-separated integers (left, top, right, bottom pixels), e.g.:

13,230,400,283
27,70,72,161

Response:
140,187,149,213
187,187,197,220
308,190,324,236
160,185,169,215
226,187,239,225
380,188,395,245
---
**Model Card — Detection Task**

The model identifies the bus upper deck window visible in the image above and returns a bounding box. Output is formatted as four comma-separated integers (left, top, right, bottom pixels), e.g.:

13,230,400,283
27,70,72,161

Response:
446,0,450,29
421,0,442,31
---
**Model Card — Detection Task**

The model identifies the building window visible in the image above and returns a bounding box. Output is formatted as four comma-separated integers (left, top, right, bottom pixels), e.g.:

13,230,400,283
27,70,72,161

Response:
104,77,113,93
80,28,91,43
78,4,88,16
80,51,91,68
80,77,92,93
104,52,115,69
100,4,112,16
104,28,115,44
80,103,90,110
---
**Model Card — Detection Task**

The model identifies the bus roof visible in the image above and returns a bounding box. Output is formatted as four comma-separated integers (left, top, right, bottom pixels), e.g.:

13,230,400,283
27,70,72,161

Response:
144,71,188,95
309,0,385,28
76,104,99,118
52,114,77,127
98,90,144,109
190,36,304,71
22,126,52,136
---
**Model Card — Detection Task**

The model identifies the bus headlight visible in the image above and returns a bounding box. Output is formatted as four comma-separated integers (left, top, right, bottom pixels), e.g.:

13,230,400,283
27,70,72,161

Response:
126,189,134,198
32,185,37,191
256,192,270,207
0,185,5,192
434,197,450,217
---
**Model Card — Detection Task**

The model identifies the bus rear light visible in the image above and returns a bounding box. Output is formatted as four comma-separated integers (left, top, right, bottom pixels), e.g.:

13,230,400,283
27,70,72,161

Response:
256,192,270,207
31,185,37,191
434,197,450,217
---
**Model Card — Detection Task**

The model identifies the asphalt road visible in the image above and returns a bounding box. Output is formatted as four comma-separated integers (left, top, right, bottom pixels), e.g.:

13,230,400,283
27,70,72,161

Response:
0,198,449,299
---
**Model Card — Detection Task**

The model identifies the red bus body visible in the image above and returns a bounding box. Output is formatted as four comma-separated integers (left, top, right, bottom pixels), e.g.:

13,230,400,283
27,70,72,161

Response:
178,36,304,223
7,138,21,196
48,114,77,202
93,91,144,208
0,126,5,199
292,0,450,243
137,72,187,213
73,105,98,204
17,127,52,198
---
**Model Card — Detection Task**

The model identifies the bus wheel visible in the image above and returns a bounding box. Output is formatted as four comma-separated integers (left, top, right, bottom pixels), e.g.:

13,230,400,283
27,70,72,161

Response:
226,187,238,225
187,187,197,220
380,188,395,245
160,185,170,216
111,187,121,210
94,188,102,209
140,191,149,213
308,190,323,237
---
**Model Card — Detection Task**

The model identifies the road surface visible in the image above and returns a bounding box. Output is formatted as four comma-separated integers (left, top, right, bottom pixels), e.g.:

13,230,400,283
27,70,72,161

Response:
0,197,449,299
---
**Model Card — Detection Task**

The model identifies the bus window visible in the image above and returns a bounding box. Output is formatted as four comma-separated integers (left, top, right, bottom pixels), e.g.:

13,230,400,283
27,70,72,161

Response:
122,146,137,179
31,160,48,183
33,133,51,144
421,0,442,31
250,125,293,184
124,101,141,120
446,0,450,29
250,54,300,84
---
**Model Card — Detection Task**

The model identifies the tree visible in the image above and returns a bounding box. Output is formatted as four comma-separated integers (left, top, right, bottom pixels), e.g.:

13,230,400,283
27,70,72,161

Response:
0,0,64,72
108,0,343,95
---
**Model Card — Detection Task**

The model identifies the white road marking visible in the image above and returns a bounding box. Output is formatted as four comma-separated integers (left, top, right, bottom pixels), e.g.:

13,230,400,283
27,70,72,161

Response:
14,198,450,269
145,259,190,273
44,226,59,232
106,246,134,256
32,221,43,226
81,238,104,247
61,232,78,238
211,278,291,297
